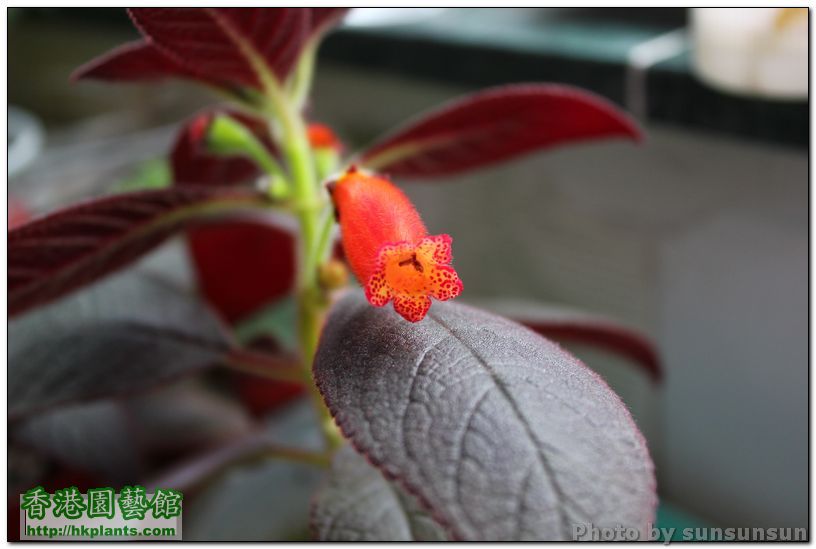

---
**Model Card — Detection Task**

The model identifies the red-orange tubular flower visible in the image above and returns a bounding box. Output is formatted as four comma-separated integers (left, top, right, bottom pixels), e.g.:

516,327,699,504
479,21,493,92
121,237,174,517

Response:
330,167,463,322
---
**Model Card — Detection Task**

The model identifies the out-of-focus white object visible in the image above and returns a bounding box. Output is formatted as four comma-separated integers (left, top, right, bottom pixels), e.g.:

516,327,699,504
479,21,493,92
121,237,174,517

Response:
8,106,45,178
344,8,446,27
692,8,807,100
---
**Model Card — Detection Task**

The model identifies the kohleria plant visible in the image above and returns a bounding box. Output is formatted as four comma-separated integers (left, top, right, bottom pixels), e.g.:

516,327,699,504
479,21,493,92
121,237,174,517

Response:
9,8,660,541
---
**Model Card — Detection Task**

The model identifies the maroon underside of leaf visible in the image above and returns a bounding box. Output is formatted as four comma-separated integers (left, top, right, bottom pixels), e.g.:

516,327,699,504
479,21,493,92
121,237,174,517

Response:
522,320,662,383
71,40,198,83
359,83,642,178
171,111,296,323
8,187,267,317
187,222,296,324
128,8,310,89
74,9,349,92
309,8,351,35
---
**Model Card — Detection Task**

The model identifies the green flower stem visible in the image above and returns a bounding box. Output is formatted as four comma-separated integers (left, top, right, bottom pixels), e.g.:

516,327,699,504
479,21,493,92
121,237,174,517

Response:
211,15,342,450
261,68,342,452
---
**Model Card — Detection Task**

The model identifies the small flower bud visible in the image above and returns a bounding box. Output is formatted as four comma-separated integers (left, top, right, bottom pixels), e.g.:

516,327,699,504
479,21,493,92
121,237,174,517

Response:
319,259,349,290
308,124,343,181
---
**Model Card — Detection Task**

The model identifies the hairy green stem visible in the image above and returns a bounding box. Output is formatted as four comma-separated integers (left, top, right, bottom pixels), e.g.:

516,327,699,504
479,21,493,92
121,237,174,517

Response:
261,67,342,453
205,12,343,453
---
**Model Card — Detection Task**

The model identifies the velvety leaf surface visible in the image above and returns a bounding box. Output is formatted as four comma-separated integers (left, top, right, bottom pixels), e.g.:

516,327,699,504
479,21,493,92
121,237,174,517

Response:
312,444,449,541
314,292,656,541
360,84,641,178
72,40,197,83
9,273,232,420
129,8,309,89
8,186,267,317
476,300,662,383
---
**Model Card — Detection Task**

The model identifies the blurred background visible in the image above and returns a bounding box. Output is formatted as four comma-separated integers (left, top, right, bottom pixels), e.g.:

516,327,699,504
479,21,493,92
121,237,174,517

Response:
8,7,808,538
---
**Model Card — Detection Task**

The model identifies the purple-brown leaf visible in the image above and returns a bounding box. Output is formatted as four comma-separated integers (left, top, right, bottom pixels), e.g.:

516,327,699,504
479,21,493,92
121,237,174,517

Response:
9,273,233,420
312,445,450,541
360,84,642,178
481,301,662,383
314,291,656,540
9,187,268,317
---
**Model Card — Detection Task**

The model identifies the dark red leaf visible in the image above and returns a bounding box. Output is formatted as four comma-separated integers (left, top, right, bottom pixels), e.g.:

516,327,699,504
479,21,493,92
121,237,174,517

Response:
71,40,196,83
309,8,350,35
74,9,347,93
360,84,642,178
9,187,268,317
188,222,296,323
129,8,310,89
